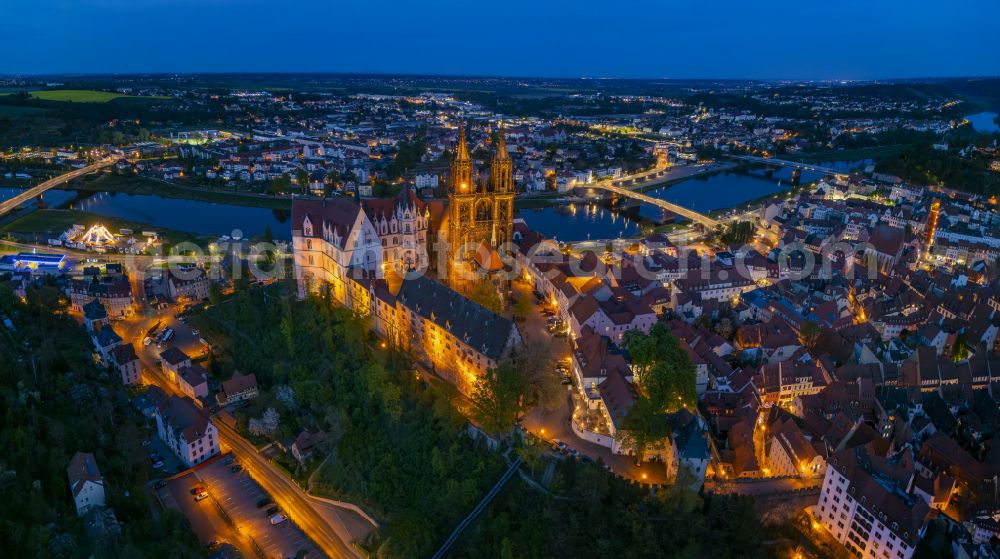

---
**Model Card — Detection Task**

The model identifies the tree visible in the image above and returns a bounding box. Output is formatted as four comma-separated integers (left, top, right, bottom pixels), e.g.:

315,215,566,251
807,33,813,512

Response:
623,324,697,412
510,342,562,412
614,396,671,464
208,282,223,305
512,295,532,322
468,281,504,314
470,363,526,435
296,168,310,193
799,321,822,351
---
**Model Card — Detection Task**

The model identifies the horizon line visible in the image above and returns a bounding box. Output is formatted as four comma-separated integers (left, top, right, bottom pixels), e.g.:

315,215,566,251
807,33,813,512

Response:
2,70,999,84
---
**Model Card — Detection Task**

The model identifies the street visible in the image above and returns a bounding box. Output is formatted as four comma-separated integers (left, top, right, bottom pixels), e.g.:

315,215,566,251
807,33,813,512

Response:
513,280,671,485
121,298,361,558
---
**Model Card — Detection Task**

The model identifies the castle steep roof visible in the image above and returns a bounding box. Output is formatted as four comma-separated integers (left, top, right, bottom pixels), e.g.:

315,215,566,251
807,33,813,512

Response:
396,276,516,361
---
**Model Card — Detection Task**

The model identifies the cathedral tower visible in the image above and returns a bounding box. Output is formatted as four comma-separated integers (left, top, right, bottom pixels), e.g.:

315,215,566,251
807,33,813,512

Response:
446,124,515,296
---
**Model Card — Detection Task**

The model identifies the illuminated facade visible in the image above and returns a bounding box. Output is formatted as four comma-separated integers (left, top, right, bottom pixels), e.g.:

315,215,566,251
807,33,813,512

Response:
923,199,940,255
445,125,515,294
373,275,521,395
362,187,430,273
292,197,383,313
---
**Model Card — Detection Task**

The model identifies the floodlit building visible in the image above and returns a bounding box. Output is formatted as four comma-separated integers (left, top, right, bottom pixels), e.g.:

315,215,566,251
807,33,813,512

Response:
374,275,522,395
815,447,929,559
154,394,220,468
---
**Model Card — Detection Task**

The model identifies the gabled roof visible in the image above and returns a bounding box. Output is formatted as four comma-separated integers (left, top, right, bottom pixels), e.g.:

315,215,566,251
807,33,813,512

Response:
82,299,107,321
67,451,103,497
291,197,363,249
110,343,138,366
94,327,122,348
159,347,191,366
156,395,213,444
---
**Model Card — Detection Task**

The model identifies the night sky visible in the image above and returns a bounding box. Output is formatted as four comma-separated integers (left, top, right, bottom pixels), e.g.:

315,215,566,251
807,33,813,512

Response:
3,0,998,79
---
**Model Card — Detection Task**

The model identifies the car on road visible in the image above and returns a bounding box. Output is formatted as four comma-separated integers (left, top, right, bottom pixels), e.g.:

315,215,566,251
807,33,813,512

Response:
191,328,199,336
194,490,209,502
190,486,206,495
256,497,273,508
142,439,151,447
143,337,152,346
270,513,288,526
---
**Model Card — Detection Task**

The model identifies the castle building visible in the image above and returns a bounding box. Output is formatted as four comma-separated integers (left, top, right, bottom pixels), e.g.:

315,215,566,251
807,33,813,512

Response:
372,275,521,395
292,197,384,311
291,128,521,395
362,187,430,273
445,125,515,295
292,186,435,309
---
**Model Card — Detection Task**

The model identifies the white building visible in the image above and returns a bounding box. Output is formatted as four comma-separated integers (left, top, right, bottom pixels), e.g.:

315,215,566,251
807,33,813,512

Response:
292,197,383,307
154,395,220,468
110,343,141,386
815,447,929,559
67,452,106,516
415,173,439,188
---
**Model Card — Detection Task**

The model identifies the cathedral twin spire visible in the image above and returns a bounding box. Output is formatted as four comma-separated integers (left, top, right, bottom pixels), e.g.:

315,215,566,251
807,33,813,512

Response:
450,122,512,194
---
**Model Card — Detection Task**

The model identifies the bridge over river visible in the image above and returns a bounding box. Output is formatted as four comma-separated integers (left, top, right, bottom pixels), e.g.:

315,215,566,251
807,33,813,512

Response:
732,155,848,178
0,158,118,217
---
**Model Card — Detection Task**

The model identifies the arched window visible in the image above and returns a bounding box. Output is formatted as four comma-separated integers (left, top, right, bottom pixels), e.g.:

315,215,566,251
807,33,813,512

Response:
475,200,492,222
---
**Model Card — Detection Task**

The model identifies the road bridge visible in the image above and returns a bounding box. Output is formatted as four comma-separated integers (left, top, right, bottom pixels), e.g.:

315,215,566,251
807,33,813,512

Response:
586,181,721,229
0,158,118,217
732,155,846,177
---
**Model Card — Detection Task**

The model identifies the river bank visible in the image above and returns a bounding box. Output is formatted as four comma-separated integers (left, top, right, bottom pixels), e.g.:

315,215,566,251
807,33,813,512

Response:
79,173,294,210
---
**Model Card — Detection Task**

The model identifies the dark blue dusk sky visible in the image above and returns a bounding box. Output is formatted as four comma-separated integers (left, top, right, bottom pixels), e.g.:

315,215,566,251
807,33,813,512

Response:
3,0,998,79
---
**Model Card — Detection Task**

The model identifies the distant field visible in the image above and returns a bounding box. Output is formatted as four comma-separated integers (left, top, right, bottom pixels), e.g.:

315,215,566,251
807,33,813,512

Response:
27,89,170,103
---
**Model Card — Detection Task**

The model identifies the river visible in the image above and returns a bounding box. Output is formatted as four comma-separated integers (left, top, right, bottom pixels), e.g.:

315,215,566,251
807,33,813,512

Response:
1,158,868,243
965,112,1000,133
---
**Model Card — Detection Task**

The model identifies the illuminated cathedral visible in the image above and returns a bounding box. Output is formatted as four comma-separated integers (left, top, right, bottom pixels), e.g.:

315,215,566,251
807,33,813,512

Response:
444,124,515,296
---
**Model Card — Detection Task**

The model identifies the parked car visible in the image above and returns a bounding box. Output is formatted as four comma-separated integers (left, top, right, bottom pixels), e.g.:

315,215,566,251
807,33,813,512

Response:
143,337,152,346
194,490,209,502
154,480,167,489
142,439,151,447
152,460,164,469
270,513,288,526
265,506,280,517
190,486,206,495
231,464,243,473
256,498,273,508
224,456,235,465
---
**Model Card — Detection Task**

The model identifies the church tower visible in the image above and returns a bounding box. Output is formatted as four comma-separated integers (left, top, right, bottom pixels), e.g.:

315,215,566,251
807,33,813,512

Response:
446,124,515,296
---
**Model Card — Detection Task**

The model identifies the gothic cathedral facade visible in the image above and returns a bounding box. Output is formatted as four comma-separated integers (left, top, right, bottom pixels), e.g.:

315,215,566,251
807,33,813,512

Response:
445,125,515,294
